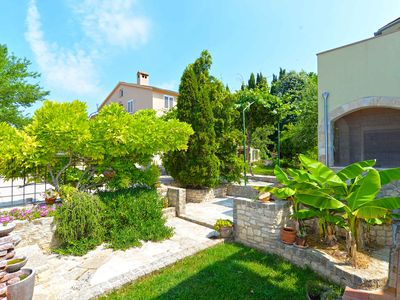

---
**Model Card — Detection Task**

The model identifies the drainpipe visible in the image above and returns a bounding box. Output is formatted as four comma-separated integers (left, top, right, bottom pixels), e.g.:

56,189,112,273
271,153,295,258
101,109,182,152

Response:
322,91,330,166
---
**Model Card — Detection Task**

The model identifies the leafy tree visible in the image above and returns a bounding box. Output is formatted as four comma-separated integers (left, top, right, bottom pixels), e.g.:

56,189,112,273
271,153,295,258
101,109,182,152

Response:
252,125,275,159
0,100,193,192
235,86,286,172
0,44,48,128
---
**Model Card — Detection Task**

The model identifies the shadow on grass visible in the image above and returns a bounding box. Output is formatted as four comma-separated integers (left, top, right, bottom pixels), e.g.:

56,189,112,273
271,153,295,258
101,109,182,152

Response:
108,243,341,300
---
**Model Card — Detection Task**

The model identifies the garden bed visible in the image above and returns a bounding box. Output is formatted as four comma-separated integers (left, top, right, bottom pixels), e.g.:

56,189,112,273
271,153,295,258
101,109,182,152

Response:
233,197,390,290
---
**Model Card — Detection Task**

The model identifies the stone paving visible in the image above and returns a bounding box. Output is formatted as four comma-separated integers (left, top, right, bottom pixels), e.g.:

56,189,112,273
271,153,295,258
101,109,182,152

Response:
183,197,234,228
17,217,222,300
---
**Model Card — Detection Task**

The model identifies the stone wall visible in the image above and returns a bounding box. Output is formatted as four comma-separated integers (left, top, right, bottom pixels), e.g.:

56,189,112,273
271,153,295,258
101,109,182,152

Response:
14,217,57,253
233,198,389,290
185,185,227,203
167,187,186,216
227,184,259,200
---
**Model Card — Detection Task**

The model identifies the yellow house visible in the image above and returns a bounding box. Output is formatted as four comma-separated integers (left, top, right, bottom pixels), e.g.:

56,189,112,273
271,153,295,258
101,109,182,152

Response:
99,71,178,116
317,18,400,168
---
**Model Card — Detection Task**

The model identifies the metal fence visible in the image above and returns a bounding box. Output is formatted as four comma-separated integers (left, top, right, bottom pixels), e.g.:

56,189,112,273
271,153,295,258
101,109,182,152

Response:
0,177,51,208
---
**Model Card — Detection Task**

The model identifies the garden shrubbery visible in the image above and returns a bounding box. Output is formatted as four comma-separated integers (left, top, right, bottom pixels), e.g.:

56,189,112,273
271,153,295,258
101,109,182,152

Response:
99,187,173,250
53,187,173,255
54,190,105,255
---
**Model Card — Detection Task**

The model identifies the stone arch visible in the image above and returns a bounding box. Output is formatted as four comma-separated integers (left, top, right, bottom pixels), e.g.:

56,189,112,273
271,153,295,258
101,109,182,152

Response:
326,97,400,166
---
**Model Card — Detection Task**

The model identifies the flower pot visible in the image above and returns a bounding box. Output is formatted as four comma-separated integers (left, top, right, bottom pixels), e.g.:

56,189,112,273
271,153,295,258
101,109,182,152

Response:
0,223,15,237
5,256,27,273
45,197,57,205
219,226,233,238
7,268,35,300
259,192,271,203
281,227,296,244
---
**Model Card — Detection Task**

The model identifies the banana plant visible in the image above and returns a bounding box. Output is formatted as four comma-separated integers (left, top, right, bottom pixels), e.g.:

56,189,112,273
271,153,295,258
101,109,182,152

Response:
295,155,400,268
256,165,321,235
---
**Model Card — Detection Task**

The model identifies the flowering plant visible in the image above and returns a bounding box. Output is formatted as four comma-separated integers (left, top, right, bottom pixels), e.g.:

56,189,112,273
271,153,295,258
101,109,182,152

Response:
0,216,14,226
0,204,60,224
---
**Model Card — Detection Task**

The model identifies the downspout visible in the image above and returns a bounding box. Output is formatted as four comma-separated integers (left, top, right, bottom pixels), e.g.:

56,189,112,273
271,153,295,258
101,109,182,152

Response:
322,91,330,166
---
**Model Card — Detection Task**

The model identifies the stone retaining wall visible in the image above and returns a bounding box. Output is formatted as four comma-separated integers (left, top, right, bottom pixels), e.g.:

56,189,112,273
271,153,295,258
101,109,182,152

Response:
14,217,57,253
184,185,227,203
233,198,389,290
227,184,259,199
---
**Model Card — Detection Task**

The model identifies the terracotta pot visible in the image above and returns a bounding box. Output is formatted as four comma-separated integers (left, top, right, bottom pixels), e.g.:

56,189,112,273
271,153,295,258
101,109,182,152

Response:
219,226,233,238
281,227,296,244
45,197,56,205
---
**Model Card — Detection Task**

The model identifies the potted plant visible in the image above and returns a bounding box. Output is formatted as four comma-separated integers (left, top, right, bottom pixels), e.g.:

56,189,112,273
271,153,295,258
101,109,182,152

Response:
0,216,15,237
43,188,59,204
280,226,296,244
214,219,233,238
294,226,307,248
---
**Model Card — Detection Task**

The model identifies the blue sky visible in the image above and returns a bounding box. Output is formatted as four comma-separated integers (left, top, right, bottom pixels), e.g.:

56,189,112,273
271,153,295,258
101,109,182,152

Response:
1,0,399,114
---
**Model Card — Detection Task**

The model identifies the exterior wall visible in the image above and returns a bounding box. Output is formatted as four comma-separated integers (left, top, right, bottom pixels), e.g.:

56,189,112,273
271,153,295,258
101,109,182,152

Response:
317,30,400,165
106,84,153,113
233,198,388,289
227,184,259,200
152,91,177,116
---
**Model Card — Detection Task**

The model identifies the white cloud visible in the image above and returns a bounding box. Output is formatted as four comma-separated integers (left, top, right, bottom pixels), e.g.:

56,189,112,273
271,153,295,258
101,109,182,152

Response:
25,0,101,97
73,0,150,48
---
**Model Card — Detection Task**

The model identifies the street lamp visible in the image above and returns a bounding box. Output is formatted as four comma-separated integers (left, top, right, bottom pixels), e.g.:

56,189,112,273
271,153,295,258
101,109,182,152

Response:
242,101,254,186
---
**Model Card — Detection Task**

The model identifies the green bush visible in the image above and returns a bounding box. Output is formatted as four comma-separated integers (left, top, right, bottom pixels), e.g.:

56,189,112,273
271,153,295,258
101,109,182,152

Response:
54,191,105,255
98,187,173,250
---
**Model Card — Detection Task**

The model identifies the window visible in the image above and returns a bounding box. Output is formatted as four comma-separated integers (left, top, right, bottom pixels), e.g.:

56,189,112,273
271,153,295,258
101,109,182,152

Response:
127,100,134,113
164,95,174,109
119,88,124,97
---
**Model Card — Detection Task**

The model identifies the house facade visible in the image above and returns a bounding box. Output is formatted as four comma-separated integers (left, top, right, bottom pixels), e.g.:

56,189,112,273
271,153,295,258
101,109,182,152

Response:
99,71,178,116
317,18,400,168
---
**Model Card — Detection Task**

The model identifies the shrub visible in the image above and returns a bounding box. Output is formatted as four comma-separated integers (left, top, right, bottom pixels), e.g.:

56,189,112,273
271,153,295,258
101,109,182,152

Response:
98,187,173,250
54,191,105,255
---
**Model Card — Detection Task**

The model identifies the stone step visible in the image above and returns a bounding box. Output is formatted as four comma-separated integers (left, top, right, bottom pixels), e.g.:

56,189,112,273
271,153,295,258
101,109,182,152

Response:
178,214,214,229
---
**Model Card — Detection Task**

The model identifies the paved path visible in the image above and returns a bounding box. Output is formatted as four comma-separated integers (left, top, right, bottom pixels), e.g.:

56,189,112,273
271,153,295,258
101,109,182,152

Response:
183,197,235,228
18,218,222,300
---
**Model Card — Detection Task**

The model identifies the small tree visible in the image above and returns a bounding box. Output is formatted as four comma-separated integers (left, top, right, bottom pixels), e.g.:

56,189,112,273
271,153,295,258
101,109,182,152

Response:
0,100,193,192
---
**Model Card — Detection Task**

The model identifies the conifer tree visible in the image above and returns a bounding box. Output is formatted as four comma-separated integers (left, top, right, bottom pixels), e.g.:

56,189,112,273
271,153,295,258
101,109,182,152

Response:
248,73,256,89
163,51,220,188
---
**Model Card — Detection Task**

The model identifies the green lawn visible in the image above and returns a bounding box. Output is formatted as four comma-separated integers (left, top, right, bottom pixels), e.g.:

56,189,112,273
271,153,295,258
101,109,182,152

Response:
252,164,275,176
101,243,342,300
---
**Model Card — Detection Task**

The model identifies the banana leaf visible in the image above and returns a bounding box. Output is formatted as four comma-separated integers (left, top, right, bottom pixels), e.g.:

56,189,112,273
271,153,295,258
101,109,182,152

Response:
379,168,400,185
346,169,381,210
336,160,375,181
296,190,345,210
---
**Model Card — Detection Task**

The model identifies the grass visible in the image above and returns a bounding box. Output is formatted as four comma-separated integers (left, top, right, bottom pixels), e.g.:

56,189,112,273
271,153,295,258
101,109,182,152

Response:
252,164,275,176
101,243,342,300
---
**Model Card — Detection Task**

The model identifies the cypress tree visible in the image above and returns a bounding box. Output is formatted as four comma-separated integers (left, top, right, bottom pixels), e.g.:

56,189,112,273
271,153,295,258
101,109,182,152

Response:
248,73,256,89
163,51,220,188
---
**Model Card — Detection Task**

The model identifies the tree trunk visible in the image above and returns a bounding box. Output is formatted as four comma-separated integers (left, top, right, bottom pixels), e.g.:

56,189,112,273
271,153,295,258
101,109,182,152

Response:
347,217,358,268
356,219,365,250
325,223,337,247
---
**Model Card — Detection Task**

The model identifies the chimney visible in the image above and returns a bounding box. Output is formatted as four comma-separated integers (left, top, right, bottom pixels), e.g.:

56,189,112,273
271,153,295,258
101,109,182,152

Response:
137,71,149,85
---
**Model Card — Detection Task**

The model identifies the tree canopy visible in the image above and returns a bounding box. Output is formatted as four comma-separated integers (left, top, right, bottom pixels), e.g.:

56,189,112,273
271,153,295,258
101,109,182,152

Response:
0,44,48,128
0,101,193,191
